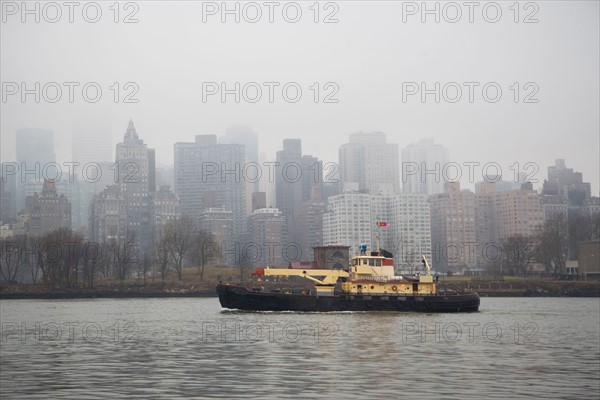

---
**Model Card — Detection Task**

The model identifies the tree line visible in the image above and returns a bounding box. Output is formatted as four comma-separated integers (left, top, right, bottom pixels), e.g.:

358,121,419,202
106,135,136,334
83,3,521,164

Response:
0,217,218,288
497,213,600,277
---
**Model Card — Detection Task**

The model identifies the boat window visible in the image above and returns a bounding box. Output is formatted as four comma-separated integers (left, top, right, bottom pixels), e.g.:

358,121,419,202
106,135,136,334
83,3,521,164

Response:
369,259,375,266
362,259,367,265
376,260,381,266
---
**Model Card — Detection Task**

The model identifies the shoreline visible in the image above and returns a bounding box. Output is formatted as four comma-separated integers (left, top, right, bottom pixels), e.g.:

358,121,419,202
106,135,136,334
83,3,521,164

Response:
1,288,599,300
0,290,218,300
2,279,598,300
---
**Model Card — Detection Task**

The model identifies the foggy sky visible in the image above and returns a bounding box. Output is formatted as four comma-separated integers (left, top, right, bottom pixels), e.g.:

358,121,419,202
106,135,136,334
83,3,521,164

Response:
1,1,599,193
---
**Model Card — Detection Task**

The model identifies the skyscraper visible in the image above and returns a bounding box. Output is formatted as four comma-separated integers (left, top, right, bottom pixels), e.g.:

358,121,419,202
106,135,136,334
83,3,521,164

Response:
401,138,449,195
15,128,56,214
71,120,112,165
220,125,259,214
429,182,476,273
542,159,592,205
246,208,288,267
174,135,247,236
0,163,17,223
275,139,323,253
339,132,400,195
114,120,155,253
24,180,71,236
89,184,128,243
323,193,373,256
322,192,431,271
474,182,544,269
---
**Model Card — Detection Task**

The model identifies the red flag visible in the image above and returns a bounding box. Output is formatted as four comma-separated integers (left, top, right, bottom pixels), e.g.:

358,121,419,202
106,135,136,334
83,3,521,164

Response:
377,221,388,227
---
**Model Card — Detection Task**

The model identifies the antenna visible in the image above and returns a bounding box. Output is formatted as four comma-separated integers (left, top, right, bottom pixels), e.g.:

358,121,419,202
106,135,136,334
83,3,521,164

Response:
375,216,381,252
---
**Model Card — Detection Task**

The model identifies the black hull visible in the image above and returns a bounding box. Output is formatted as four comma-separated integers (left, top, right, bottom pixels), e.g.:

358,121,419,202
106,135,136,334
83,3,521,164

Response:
216,284,480,313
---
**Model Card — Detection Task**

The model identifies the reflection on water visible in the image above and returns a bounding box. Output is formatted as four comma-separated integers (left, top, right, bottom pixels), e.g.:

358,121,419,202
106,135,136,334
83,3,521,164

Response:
1,298,599,399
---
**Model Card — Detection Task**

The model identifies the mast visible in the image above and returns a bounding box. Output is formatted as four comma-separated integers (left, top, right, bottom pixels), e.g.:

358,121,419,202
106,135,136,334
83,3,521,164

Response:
421,255,431,276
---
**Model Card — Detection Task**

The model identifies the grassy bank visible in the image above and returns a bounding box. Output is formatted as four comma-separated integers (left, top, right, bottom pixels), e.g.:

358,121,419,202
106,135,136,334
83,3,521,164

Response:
440,276,600,297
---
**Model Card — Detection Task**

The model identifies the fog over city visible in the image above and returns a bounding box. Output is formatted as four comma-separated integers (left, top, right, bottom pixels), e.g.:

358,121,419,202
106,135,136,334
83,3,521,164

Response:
1,1,598,194
2,3,600,399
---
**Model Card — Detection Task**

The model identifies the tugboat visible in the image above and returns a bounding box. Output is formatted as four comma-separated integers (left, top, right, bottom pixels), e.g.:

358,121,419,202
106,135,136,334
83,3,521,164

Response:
217,246,480,312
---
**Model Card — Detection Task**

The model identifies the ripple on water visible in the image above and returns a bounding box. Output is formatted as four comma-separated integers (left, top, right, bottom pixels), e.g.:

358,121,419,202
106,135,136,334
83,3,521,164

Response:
1,297,599,399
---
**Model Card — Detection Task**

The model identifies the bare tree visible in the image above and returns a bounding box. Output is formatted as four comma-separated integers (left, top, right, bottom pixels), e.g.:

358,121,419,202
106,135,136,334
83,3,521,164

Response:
500,234,537,276
535,214,569,277
238,246,254,285
0,235,28,284
26,236,43,284
110,231,139,286
568,213,600,260
81,241,105,289
39,229,84,288
191,230,218,281
164,217,196,281
154,235,171,288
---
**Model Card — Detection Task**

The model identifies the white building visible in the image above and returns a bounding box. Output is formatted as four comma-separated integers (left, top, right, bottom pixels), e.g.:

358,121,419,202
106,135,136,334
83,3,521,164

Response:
323,193,372,256
402,138,449,195
323,192,431,272
339,132,400,195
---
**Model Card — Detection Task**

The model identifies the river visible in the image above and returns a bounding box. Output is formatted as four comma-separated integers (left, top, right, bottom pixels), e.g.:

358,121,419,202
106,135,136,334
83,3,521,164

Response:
1,297,598,399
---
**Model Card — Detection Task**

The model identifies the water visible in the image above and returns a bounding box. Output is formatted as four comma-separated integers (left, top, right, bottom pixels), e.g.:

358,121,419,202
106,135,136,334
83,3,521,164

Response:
1,297,599,399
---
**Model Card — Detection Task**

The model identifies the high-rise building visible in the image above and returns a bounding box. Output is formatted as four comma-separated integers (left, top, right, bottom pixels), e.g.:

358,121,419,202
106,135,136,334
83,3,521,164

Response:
15,128,56,214
220,126,259,215
542,159,591,205
0,163,17,223
475,175,525,193
323,192,431,271
474,183,498,266
174,135,247,236
200,207,234,264
276,139,303,228
429,182,476,273
71,120,112,165
339,132,400,195
540,159,598,260
296,200,326,261
323,193,373,256
152,186,181,243
246,208,288,267
474,182,545,268
401,138,449,195
494,184,544,240
251,192,266,212
113,120,155,253
275,139,323,249
89,185,128,243
380,194,432,271
23,181,71,236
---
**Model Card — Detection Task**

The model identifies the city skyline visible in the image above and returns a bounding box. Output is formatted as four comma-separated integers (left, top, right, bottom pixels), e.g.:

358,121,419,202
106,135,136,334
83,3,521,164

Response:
2,122,598,197
1,2,598,195
1,2,598,398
